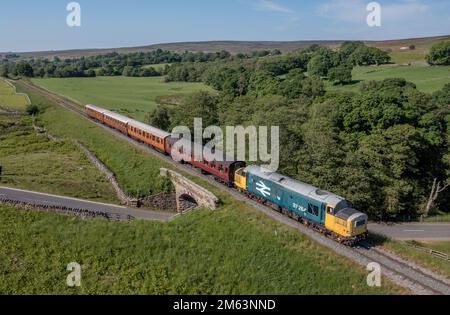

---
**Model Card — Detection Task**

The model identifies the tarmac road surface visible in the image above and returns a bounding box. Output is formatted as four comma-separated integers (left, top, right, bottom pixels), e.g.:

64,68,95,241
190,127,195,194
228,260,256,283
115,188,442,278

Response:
0,187,174,222
369,222,450,241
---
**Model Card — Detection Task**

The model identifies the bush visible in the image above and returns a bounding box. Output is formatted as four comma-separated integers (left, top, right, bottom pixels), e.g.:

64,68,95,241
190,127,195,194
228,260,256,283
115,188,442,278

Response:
426,40,450,65
26,104,40,116
328,65,353,85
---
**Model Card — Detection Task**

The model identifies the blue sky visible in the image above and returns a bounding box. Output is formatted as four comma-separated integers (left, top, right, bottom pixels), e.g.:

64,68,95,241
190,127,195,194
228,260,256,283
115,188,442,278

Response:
1,0,450,52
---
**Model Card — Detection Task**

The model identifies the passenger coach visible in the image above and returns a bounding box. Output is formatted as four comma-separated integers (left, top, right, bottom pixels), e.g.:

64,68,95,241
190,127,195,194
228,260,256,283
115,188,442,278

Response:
127,119,171,152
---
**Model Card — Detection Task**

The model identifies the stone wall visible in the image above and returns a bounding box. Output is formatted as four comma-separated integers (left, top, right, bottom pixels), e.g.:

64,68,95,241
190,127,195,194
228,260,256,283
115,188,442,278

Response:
74,140,138,207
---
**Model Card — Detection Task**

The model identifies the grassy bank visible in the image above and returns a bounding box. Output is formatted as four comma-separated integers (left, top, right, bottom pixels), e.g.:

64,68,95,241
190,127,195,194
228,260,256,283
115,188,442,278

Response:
31,76,212,121
0,205,403,294
0,78,30,111
382,241,450,279
0,114,118,203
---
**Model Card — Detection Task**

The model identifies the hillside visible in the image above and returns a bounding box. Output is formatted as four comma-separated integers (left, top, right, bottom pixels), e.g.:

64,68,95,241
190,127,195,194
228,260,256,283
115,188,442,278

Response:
4,35,450,60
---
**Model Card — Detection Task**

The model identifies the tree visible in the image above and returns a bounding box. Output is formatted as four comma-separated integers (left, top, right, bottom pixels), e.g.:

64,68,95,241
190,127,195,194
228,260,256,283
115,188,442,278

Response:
0,64,8,77
356,124,424,218
16,62,34,77
170,91,219,131
122,66,134,77
328,65,353,85
424,179,449,216
426,40,450,65
307,54,331,77
85,69,96,77
340,41,365,58
301,76,325,98
277,69,305,99
147,107,171,131
349,46,391,66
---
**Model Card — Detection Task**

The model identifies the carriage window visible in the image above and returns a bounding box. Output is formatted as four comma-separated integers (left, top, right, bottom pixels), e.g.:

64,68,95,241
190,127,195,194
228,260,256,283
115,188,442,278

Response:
218,165,224,172
211,162,216,168
204,161,209,166
157,138,160,144
152,135,156,141
307,204,319,217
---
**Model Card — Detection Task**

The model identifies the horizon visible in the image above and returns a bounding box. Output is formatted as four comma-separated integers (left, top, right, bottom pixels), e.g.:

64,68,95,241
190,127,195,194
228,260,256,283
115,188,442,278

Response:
2,33,450,54
2,0,450,52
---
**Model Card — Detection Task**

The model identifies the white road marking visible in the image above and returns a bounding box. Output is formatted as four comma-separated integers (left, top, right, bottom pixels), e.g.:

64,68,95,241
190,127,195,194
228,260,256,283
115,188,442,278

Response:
403,230,425,232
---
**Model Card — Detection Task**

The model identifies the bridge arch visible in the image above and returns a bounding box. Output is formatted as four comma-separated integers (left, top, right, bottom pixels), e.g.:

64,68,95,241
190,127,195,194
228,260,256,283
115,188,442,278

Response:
160,168,219,213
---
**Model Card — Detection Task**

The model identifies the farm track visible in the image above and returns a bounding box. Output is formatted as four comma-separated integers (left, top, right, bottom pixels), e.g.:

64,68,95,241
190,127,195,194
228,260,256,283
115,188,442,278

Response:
17,79,450,295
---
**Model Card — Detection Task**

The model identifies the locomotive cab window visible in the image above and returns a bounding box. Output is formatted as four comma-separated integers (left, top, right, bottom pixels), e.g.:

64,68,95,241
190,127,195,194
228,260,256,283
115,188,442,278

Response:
326,206,335,215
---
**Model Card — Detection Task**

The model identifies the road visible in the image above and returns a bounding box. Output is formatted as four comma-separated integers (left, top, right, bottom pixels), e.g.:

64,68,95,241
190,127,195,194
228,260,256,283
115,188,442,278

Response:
0,187,174,222
369,223,450,241
15,79,450,295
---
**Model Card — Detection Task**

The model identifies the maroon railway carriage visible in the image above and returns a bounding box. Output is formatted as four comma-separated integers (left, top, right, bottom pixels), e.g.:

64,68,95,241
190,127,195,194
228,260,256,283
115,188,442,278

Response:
165,137,246,185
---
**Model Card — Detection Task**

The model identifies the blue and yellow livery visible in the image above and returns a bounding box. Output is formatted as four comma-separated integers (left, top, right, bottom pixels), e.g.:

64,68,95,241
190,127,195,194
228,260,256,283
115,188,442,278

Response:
235,165,368,245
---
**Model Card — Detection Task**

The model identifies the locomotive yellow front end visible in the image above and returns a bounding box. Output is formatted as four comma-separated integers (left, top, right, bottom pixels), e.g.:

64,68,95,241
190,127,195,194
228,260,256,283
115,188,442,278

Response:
325,204,368,245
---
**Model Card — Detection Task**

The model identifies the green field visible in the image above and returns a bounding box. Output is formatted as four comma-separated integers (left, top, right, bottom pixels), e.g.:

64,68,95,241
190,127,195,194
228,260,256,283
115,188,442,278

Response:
0,78,31,111
5,81,405,295
31,76,212,121
383,241,450,279
326,65,450,94
0,114,118,203
0,204,402,294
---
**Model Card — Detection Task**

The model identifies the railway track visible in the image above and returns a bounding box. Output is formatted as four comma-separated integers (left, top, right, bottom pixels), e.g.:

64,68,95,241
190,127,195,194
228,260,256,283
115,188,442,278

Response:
16,79,450,295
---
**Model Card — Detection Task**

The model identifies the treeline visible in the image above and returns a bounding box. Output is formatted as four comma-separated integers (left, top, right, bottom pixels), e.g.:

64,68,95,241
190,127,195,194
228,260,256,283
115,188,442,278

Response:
0,48,284,79
166,42,392,96
0,49,230,78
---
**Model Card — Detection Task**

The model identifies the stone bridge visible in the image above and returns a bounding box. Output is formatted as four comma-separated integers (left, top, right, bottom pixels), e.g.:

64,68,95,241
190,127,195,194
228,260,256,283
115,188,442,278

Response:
160,168,220,213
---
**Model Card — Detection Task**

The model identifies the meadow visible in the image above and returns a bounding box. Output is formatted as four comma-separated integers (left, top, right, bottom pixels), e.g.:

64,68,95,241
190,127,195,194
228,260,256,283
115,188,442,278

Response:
0,203,402,295
0,78,30,111
326,65,450,94
4,81,404,295
0,114,118,204
32,76,212,121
